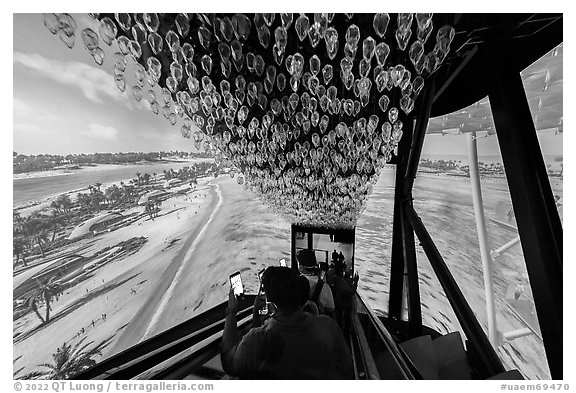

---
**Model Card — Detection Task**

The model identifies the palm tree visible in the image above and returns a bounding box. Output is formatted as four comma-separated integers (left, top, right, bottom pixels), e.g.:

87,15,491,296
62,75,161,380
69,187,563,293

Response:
50,200,62,215
48,211,66,242
76,193,92,213
13,210,25,233
25,277,60,324
23,214,50,258
104,184,122,206
144,201,154,220
56,194,73,214
24,296,45,324
13,236,28,267
38,277,60,323
20,337,111,380
90,190,106,211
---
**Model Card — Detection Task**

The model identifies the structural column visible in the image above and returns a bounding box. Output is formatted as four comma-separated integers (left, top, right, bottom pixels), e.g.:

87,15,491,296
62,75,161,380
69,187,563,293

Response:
489,67,563,379
466,132,498,348
388,79,435,335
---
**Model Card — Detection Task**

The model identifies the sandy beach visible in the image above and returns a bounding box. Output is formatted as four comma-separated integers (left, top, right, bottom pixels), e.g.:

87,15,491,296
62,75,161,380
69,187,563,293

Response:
13,171,290,378
13,166,561,380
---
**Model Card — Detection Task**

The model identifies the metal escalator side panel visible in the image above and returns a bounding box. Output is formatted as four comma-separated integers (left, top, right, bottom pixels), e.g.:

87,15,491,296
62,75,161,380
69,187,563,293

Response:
138,314,253,380
354,293,417,379
74,296,255,379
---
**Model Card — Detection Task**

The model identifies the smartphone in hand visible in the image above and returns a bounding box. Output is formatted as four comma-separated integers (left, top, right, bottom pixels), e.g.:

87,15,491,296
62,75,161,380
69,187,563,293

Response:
230,271,244,299
257,269,269,315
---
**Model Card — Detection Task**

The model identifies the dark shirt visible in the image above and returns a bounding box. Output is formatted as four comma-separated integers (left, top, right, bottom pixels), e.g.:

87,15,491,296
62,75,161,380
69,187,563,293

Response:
230,313,353,379
332,276,356,307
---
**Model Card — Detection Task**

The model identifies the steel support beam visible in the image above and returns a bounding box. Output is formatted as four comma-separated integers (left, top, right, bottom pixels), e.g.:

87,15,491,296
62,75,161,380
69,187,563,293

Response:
491,236,521,260
388,79,436,336
488,67,563,379
406,205,506,378
388,139,411,321
466,132,498,348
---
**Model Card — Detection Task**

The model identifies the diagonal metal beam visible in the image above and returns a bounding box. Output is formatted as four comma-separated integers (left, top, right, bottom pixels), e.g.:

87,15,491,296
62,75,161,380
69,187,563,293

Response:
388,77,436,332
488,65,563,380
404,76,438,195
406,206,506,378
433,45,479,105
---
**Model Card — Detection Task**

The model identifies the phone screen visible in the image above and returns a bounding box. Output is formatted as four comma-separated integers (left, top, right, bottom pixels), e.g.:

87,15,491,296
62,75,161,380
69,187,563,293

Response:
279,258,287,267
230,272,243,298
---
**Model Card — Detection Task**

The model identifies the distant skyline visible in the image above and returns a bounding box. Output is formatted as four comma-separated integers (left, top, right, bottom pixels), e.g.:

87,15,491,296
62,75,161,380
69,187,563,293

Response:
13,13,563,157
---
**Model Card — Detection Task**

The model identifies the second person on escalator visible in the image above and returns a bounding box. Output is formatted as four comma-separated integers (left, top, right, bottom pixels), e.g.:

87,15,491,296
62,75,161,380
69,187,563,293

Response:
297,249,335,317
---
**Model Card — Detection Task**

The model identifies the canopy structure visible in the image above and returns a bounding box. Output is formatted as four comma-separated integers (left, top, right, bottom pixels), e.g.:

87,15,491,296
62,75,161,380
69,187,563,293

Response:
163,178,180,189
427,43,562,135
67,212,124,240
138,189,168,205
41,13,561,230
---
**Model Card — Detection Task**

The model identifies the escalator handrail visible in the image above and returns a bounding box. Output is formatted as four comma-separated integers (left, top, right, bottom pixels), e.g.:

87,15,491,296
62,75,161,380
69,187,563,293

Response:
102,308,253,380
74,296,255,379
355,293,417,379
147,314,254,380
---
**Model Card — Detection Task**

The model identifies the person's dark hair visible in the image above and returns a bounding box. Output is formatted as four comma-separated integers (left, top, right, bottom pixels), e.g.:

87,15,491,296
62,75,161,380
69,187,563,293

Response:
297,274,310,307
262,266,302,314
297,249,317,268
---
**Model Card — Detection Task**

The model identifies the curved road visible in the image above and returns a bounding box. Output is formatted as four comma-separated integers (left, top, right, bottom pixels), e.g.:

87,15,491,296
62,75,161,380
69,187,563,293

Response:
108,182,222,355
107,176,291,357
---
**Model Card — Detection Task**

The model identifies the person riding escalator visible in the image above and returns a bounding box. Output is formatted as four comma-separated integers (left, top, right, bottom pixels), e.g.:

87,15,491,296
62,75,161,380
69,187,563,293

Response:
221,266,353,379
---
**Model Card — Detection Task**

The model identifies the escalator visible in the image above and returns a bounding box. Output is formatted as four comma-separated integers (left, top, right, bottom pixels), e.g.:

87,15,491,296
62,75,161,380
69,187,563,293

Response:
74,291,503,380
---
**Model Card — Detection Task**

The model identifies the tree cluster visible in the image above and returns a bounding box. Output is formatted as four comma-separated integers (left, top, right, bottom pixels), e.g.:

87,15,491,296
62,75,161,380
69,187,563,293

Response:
13,151,212,174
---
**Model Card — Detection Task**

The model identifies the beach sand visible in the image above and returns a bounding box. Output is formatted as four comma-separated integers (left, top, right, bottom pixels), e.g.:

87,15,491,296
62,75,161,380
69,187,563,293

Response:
13,173,291,377
13,168,561,379
13,176,217,376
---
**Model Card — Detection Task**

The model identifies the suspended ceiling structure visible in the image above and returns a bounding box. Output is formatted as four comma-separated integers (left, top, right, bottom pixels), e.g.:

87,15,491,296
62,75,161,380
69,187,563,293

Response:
41,13,563,229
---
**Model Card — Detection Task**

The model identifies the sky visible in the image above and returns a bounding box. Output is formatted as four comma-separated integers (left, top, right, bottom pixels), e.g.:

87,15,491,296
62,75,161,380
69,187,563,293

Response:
13,13,194,155
12,13,563,158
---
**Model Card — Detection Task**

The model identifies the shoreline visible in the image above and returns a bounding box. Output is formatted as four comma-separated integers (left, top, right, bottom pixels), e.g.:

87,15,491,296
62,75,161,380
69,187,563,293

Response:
13,159,203,181
12,158,211,215
13,173,218,377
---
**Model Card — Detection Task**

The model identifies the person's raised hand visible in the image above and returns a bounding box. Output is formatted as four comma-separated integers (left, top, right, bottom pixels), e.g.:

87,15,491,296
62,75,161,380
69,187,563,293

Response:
253,293,266,310
227,286,239,315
